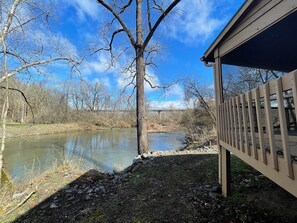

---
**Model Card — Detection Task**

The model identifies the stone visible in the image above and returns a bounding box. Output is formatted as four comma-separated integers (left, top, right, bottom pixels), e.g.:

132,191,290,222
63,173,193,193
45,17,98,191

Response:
131,163,141,173
243,179,252,183
207,185,221,193
50,203,58,208
141,153,153,159
40,203,49,210
112,175,120,183
209,192,222,199
133,155,142,163
97,186,106,193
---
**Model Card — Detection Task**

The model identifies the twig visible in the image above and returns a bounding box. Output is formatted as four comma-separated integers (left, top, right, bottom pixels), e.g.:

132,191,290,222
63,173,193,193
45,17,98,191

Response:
0,85,35,122
5,191,36,215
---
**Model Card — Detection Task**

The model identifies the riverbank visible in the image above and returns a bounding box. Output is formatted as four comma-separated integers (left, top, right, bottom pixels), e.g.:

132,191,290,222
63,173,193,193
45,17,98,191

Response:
1,149,296,222
1,122,183,139
2,123,99,139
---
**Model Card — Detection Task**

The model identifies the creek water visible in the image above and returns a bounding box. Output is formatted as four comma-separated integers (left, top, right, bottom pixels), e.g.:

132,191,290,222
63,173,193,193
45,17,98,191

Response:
4,128,185,181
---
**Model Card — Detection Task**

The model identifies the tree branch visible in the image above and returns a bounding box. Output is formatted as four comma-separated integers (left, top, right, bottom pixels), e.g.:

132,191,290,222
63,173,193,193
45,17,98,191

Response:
97,0,136,47
152,0,165,12
0,50,28,64
8,11,47,35
2,0,22,40
119,0,133,15
0,57,75,84
143,0,180,48
144,76,177,89
146,0,152,31
0,85,35,122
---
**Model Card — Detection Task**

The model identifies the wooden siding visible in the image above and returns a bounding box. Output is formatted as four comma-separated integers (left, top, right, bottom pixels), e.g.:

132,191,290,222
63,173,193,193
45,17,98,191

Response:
219,0,297,57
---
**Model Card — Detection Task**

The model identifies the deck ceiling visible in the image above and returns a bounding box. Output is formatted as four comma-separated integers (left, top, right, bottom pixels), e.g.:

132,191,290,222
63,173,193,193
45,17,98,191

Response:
221,11,297,73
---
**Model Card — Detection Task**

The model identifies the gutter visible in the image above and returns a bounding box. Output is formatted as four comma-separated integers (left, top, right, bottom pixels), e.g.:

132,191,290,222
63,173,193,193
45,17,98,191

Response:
200,56,214,67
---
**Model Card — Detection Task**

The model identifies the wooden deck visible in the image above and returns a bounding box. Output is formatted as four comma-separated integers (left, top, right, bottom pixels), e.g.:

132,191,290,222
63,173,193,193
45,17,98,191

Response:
218,70,297,197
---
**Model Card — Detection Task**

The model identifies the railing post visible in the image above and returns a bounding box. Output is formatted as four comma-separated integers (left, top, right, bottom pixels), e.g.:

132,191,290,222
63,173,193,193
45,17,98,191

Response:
214,49,230,197
276,78,294,179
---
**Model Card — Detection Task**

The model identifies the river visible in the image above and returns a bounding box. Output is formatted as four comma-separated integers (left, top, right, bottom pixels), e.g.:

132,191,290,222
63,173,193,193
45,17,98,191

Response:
4,128,185,181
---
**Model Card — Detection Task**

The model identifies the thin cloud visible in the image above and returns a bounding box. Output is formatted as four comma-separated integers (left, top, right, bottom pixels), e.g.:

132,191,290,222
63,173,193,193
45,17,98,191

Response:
63,0,101,21
165,84,184,100
167,0,226,44
149,100,186,110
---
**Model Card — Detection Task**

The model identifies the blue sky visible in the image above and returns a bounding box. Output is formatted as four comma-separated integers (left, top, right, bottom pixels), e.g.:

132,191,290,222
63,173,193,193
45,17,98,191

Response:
50,0,244,109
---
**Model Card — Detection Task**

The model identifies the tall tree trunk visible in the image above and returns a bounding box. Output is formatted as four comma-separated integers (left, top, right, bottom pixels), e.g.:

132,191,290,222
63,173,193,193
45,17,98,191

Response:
136,49,148,154
0,38,9,186
21,102,26,123
136,0,148,154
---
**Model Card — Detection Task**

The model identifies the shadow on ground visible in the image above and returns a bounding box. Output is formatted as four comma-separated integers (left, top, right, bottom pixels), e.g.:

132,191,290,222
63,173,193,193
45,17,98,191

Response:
10,154,297,223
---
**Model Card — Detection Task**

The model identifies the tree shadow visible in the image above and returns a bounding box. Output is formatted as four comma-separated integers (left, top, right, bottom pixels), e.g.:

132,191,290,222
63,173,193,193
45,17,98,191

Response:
10,154,297,223
12,154,218,223
12,169,113,223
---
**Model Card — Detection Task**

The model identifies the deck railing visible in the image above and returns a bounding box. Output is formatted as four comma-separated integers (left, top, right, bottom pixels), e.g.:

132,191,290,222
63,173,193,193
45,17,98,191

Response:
218,69,297,197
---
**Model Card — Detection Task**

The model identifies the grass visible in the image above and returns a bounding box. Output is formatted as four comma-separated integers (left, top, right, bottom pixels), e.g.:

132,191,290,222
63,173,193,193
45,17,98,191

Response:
5,124,27,128
0,156,84,221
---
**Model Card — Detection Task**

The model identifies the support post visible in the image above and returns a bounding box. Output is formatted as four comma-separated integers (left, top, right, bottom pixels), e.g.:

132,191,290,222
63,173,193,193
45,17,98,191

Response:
158,110,161,124
214,49,230,197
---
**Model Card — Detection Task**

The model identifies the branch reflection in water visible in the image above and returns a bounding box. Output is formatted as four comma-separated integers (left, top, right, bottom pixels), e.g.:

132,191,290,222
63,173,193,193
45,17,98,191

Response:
4,129,185,181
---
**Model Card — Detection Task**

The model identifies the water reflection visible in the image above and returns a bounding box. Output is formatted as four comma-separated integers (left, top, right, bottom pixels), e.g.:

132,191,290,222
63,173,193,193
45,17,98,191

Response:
4,129,185,180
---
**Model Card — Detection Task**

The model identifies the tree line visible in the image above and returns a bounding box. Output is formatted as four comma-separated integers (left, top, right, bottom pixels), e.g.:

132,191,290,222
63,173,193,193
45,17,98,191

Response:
0,77,138,125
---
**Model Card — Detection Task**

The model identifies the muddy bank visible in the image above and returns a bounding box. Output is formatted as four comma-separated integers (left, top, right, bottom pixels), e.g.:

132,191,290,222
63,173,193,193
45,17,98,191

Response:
1,149,296,223
1,123,99,139
0,123,183,139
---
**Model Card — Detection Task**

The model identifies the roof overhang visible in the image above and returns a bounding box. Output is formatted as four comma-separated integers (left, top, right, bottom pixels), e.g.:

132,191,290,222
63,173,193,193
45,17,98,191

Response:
202,0,255,63
202,0,297,73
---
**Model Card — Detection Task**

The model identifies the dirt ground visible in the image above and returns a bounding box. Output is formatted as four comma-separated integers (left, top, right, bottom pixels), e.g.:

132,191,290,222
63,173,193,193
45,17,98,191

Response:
1,123,97,139
1,151,297,223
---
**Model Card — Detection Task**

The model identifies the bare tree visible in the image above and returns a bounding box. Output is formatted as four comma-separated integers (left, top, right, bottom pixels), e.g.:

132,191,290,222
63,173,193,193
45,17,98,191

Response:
0,0,78,184
184,79,216,124
95,0,181,154
182,79,216,145
223,67,284,99
79,79,108,112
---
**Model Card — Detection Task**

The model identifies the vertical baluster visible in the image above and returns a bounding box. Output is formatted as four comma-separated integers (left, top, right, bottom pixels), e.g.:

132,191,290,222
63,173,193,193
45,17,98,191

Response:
264,83,279,171
237,96,243,151
229,100,234,147
222,105,225,142
247,91,257,159
292,72,297,131
221,105,225,142
225,103,228,143
220,105,223,142
216,105,222,140
241,94,248,154
226,101,230,145
255,87,267,164
276,78,294,179
233,98,238,149
223,103,227,142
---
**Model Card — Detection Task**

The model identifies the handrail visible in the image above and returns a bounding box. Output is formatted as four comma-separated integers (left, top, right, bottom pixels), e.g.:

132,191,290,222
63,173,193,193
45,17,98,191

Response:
219,69,297,182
